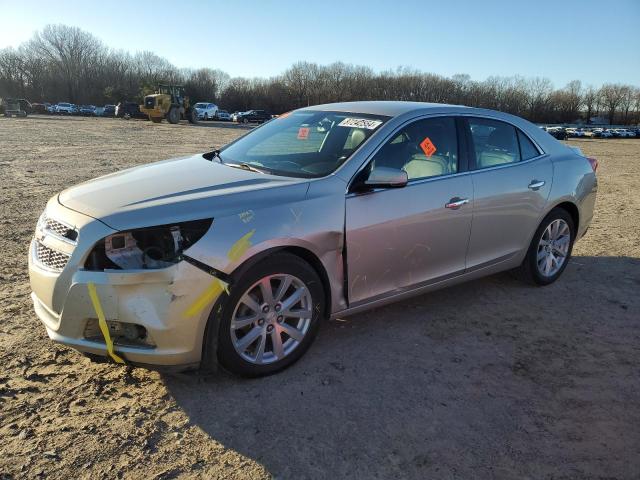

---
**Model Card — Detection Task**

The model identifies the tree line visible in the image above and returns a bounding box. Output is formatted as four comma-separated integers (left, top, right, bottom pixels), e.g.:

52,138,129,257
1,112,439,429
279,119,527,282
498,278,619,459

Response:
1,24,639,125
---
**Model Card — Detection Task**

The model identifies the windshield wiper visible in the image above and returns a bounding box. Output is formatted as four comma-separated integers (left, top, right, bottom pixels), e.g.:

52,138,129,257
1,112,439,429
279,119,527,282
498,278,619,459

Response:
225,162,269,174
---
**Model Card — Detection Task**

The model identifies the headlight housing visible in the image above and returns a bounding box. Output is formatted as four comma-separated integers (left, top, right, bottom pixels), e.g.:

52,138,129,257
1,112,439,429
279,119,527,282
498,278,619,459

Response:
85,219,213,270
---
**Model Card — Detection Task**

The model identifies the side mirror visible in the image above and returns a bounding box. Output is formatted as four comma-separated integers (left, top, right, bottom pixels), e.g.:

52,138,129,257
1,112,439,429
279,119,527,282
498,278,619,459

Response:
364,167,408,189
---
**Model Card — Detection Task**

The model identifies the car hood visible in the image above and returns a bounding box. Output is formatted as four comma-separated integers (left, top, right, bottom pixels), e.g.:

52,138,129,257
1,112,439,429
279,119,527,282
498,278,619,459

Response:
59,154,309,231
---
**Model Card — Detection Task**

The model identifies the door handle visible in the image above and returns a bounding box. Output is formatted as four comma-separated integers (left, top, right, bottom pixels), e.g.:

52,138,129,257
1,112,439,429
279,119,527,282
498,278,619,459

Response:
445,197,469,209
528,180,546,190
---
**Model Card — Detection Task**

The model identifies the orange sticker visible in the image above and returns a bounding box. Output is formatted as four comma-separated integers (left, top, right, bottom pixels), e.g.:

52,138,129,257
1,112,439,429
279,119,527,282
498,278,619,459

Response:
420,137,436,157
297,127,309,140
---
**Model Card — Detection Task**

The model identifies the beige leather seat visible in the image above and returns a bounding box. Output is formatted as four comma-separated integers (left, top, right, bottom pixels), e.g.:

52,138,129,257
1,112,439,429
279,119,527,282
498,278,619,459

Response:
344,129,366,150
478,128,518,168
402,154,448,179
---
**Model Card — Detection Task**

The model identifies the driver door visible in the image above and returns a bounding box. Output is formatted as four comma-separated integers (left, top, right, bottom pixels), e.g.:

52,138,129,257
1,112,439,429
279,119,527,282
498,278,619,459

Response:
345,117,474,305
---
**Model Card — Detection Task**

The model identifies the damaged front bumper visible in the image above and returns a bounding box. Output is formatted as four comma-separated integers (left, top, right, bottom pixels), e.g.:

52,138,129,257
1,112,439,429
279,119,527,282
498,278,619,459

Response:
28,199,222,368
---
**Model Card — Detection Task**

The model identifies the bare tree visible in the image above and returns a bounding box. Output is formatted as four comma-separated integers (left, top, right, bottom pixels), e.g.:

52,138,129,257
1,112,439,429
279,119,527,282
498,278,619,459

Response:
2,23,638,124
599,84,627,125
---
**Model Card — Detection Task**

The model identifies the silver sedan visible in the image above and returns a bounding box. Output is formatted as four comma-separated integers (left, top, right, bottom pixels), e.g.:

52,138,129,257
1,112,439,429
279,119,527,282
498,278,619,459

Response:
29,101,597,376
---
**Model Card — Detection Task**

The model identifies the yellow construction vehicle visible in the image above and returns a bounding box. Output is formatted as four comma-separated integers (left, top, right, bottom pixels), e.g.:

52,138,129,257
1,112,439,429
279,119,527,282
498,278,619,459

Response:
139,85,198,124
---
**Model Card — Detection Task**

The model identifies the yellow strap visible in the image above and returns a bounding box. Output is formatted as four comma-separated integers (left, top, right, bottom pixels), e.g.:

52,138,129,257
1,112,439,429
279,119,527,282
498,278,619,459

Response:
183,278,228,318
87,282,125,364
182,229,255,318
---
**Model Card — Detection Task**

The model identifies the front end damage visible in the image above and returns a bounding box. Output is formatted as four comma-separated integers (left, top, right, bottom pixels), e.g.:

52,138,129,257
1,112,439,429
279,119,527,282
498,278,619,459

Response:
28,167,348,370
28,198,223,368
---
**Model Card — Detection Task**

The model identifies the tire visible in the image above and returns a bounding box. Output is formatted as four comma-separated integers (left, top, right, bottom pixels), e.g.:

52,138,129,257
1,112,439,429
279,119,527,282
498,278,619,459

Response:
167,107,180,124
187,108,198,124
243,117,248,124
212,252,325,377
517,207,575,286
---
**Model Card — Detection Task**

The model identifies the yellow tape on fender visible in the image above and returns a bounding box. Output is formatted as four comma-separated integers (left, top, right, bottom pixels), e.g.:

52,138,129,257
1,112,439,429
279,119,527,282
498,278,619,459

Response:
182,229,255,318
183,278,228,318
87,282,125,364
227,229,255,262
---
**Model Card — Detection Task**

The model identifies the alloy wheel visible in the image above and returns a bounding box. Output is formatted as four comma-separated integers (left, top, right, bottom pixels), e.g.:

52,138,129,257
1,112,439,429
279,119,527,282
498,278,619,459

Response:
536,219,571,277
230,274,312,364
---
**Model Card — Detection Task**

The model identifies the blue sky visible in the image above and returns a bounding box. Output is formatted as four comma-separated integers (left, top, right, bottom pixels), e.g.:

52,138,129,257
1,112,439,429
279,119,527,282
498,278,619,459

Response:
1,0,638,86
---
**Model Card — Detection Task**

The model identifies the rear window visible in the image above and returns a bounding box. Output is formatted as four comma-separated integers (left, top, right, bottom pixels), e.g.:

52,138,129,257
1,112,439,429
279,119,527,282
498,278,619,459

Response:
468,118,520,169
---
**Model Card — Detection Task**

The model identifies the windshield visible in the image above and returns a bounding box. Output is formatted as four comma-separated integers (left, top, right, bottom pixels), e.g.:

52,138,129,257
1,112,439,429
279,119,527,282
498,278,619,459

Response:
218,110,389,178
194,103,208,108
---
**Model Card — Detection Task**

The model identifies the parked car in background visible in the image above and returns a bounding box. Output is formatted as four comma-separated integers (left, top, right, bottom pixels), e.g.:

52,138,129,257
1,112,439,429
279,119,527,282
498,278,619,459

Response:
235,109,272,124
102,105,116,117
115,101,145,119
216,110,231,121
193,102,219,120
545,127,567,140
55,103,75,115
581,129,594,138
230,111,244,122
80,105,96,116
31,103,49,114
28,101,597,376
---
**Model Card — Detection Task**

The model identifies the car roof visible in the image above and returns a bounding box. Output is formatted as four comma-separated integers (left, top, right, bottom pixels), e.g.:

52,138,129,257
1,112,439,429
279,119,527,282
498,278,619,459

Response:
299,101,471,117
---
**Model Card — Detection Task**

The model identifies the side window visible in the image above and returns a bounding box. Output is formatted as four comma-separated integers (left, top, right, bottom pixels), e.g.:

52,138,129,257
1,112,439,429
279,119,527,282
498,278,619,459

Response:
469,118,520,169
371,117,458,181
517,129,541,160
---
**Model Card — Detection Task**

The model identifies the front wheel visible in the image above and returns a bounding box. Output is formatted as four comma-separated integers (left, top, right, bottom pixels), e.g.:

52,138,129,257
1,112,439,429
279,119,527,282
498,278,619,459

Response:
517,208,575,285
212,253,325,377
187,108,198,124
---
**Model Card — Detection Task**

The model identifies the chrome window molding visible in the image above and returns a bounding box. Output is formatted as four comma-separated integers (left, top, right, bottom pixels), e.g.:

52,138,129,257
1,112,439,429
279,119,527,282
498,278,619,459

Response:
345,112,549,195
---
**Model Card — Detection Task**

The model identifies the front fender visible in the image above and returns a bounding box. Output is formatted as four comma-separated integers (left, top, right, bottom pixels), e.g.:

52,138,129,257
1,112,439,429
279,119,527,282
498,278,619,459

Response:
183,176,348,314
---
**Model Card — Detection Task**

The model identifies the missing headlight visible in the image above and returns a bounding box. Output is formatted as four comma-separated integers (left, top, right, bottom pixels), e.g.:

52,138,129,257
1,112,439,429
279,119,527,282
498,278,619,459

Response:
85,219,212,271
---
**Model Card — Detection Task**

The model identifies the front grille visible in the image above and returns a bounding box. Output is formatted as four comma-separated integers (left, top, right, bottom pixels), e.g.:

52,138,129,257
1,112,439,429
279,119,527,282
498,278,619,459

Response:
35,241,70,271
44,217,78,243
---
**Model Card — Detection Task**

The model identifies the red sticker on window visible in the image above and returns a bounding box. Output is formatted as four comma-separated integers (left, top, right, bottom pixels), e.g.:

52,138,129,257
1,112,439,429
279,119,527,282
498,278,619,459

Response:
297,127,309,140
420,137,436,157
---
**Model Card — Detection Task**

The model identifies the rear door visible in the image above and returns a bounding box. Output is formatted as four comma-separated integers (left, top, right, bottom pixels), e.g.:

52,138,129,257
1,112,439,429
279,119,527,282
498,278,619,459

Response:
464,117,552,269
345,116,474,305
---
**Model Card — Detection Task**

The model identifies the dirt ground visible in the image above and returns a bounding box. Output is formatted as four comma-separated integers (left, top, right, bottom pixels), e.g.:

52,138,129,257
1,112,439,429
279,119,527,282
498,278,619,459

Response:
0,115,639,480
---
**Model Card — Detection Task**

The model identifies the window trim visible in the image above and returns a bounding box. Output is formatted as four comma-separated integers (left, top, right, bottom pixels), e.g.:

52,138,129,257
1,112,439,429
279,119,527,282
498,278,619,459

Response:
516,128,542,161
461,115,547,173
347,114,468,193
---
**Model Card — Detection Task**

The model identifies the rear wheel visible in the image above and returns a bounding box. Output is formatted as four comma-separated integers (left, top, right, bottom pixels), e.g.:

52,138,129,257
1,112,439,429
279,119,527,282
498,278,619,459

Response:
167,107,180,124
212,253,325,377
517,208,575,285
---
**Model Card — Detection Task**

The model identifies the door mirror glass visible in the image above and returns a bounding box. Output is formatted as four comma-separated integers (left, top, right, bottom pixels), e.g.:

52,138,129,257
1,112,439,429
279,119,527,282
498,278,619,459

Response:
365,167,408,188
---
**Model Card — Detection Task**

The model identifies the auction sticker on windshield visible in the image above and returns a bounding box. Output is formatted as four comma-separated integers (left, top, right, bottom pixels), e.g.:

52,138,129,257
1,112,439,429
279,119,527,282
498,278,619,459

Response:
338,117,383,130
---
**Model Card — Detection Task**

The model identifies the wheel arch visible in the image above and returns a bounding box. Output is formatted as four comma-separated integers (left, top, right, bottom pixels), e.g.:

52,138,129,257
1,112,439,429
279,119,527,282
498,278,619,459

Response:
199,244,333,372
547,200,580,233
230,245,332,313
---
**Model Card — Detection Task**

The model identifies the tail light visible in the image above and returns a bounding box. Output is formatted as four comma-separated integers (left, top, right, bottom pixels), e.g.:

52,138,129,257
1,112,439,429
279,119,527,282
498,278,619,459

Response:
587,157,598,173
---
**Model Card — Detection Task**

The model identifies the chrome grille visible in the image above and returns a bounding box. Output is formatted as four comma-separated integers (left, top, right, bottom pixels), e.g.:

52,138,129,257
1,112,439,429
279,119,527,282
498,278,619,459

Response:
35,241,70,271
43,217,78,243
